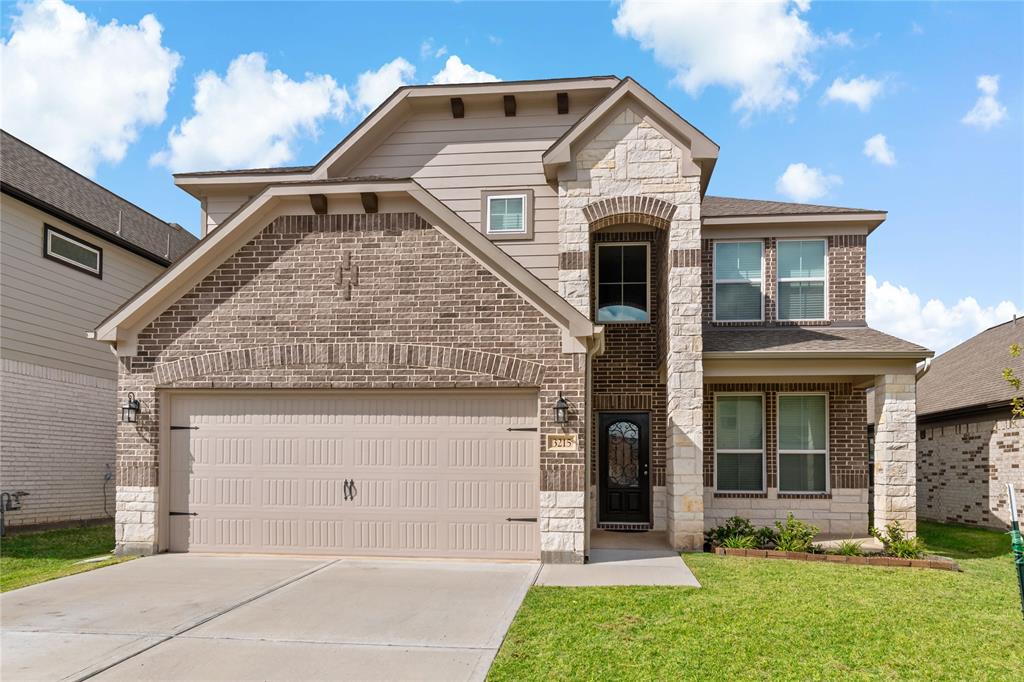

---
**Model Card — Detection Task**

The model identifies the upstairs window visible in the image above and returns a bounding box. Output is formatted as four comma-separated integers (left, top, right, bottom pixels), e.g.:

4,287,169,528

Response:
44,225,102,277
482,190,533,240
777,239,827,320
715,394,764,492
596,243,649,323
778,394,828,492
714,241,763,322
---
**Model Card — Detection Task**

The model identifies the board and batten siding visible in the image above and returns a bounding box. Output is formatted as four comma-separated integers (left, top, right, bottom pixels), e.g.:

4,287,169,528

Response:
1,194,168,526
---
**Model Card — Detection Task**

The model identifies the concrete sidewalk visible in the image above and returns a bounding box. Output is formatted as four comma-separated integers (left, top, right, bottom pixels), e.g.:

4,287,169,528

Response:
1,554,539,682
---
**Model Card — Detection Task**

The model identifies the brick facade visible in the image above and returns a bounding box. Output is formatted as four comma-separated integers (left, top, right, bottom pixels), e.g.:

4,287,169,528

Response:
0,359,116,527
701,234,866,325
918,411,1023,530
116,212,586,560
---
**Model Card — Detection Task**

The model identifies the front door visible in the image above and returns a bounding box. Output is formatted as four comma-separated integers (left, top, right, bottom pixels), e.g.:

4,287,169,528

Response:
598,412,650,523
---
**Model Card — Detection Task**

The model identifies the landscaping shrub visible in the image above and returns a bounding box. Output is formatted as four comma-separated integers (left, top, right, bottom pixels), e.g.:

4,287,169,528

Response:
706,516,756,547
721,534,757,549
752,526,778,549
774,513,819,553
835,539,864,556
871,522,925,559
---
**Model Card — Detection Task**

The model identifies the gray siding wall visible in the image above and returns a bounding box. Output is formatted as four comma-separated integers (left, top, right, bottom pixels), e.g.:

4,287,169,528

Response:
346,95,604,289
1,195,166,525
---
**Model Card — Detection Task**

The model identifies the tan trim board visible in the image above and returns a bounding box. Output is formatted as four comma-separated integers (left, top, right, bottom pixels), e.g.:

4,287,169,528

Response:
702,212,887,232
703,356,922,378
703,350,933,359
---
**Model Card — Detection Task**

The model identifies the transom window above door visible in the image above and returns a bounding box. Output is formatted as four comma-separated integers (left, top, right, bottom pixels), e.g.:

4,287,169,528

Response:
596,243,649,323
778,239,827,321
714,241,763,322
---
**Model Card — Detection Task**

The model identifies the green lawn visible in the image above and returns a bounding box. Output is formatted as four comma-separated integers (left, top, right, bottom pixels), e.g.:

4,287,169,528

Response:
0,524,131,592
490,521,1024,681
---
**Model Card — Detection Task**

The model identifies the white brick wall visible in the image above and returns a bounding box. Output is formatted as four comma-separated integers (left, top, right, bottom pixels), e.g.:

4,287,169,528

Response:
918,415,1024,529
0,359,116,526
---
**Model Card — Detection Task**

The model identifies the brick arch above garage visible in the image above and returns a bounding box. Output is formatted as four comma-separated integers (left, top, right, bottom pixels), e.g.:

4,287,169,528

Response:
153,342,545,387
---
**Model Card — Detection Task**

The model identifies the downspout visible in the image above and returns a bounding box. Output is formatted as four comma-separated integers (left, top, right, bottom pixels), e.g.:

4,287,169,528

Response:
583,327,605,562
915,357,932,381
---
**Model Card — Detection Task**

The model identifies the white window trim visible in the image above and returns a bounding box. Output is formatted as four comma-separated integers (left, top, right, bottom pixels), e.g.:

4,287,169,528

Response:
485,193,528,235
776,238,828,322
45,225,102,276
712,239,764,323
595,241,651,324
777,391,830,493
713,392,767,493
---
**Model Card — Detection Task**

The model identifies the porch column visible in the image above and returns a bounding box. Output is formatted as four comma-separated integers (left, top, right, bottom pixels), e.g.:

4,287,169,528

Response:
665,179,705,550
873,373,918,536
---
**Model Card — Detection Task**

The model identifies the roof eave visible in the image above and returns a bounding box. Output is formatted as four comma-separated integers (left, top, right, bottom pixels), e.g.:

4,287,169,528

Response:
702,212,887,232
703,350,933,360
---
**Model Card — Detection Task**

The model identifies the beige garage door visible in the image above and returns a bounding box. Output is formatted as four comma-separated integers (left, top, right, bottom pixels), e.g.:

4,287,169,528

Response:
167,392,539,559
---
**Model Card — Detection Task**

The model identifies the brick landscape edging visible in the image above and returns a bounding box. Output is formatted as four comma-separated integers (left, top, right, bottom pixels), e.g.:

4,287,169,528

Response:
714,547,961,571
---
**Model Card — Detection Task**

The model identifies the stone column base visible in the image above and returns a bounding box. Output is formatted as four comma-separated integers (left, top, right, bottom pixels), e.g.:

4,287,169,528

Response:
540,491,584,563
115,485,158,556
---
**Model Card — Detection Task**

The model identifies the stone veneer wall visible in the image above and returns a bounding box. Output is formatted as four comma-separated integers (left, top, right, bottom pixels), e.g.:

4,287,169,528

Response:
0,359,116,527
701,234,867,325
873,373,918,535
556,104,704,549
703,381,869,536
918,410,1023,530
116,212,586,561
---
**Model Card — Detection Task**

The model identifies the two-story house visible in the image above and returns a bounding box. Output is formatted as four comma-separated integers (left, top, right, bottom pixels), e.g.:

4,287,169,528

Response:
1,131,197,529
94,77,930,562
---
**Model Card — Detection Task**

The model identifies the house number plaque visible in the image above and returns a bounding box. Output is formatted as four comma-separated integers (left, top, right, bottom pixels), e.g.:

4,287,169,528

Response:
546,433,578,452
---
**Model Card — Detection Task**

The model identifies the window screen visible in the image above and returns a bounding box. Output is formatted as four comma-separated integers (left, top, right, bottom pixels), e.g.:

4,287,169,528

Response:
777,240,826,320
714,241,763,321
716,395,764,491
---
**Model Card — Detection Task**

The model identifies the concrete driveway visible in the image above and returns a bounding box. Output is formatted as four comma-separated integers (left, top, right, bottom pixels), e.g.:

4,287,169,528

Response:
1,554,539,681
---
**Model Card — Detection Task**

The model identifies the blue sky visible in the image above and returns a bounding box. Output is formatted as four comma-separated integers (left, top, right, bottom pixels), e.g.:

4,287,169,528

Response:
2,1,1021,352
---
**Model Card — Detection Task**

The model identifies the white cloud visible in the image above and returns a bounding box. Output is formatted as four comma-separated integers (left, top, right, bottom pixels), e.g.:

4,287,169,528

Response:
826,30,853,47
429,56,499,85
151,53,349,172
0,0,180,176
863,133,896,166
775,162,841,202
911,21,924,36
866,276,1021,354
353,57,416,112
962,74,1008,130
419,38,447,59
612,0,822,115
824,75,883,111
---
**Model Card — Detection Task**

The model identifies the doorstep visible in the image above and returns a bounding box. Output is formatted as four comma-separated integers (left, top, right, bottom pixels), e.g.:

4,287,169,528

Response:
536,531,700,587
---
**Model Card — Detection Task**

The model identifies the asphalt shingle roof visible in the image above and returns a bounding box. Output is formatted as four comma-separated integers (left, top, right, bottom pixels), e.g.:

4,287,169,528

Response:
702,195,882,217
703,325,931,356
1,130,196,262
917,319,1024,417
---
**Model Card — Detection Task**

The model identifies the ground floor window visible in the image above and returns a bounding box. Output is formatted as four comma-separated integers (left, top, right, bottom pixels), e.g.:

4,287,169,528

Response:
715,394,764,492
778,394,828,492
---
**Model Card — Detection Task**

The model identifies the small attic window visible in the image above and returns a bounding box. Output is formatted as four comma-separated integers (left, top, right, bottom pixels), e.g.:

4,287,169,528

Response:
481,189,533,240
44,225,102,277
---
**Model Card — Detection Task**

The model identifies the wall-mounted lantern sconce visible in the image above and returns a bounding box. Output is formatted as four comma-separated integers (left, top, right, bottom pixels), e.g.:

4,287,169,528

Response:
553,393,569,424
121,392,141,423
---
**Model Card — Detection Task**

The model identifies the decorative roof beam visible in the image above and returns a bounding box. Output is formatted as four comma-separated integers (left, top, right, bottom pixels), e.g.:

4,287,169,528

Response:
360,192,378,214
503,95,516,117
556,92,569,114
450,97,465,119
309,193,328,215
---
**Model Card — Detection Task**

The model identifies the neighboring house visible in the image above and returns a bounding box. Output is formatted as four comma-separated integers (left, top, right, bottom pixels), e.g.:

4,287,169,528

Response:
94,76,931,562
0,131,197,528
917,319,1023,529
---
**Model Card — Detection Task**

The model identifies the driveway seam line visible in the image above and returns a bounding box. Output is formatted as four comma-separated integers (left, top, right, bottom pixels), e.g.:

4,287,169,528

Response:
72,558,340,682
173,633,499,651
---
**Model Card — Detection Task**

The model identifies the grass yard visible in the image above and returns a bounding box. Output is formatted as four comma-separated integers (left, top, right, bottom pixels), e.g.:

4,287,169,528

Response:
490,521,1024,681
0,524,131,592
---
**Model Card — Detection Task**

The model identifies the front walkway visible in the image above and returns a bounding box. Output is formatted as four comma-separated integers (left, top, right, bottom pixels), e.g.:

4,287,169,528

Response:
1,554,538,681
536,530,701,587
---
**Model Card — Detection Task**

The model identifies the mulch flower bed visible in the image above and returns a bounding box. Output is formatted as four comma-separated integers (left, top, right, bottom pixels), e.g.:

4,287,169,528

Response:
714,547,961,571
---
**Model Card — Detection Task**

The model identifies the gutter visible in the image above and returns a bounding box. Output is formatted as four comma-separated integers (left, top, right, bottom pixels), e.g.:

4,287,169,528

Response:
1,182,174,267
915,357,932,381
